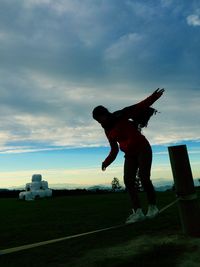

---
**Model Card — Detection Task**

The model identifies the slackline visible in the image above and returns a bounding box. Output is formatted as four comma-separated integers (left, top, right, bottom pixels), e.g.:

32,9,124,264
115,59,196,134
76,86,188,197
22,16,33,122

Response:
0,198,179,256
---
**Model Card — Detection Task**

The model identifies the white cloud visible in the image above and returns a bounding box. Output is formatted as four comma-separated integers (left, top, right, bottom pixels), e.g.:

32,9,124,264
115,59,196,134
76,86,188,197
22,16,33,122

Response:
126,1,157,19
0,0,200,155
0,71,199,153
105,33,144,60
22,0,111,47
187,13,200,26
160,0,173,8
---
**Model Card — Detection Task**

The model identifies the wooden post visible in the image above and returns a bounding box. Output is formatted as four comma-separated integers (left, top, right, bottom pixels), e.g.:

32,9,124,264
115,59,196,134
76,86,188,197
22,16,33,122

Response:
168,144,200,237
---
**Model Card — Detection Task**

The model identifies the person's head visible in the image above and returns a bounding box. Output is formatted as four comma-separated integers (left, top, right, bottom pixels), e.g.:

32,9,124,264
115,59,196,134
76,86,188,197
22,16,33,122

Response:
92,105,111,124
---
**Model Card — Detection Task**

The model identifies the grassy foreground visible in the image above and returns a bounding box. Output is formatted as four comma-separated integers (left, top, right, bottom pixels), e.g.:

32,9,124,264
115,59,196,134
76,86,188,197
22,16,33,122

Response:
0,190,200,267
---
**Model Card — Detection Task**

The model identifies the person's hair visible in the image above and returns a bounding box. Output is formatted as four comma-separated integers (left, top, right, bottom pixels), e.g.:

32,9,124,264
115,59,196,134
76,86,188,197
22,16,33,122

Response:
92,105,110,120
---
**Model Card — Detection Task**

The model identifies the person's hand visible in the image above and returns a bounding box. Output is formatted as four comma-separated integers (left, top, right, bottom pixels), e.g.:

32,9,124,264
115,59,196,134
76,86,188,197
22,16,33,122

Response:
102,162,106,171
153,88,165,98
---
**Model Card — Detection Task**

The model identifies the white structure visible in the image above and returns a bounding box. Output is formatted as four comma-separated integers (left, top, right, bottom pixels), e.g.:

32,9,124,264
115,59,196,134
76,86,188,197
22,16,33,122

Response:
19,174,52,201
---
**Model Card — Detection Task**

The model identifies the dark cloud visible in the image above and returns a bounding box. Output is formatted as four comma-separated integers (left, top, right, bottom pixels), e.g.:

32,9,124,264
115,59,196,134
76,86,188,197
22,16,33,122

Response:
0,0,199,152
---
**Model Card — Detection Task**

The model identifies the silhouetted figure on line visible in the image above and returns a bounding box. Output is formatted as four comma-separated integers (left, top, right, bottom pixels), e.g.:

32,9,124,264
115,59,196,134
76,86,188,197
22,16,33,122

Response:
92,88,165,224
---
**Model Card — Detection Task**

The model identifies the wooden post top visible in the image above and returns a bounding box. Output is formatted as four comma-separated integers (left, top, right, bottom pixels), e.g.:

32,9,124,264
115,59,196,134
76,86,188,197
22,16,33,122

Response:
168,145,195,195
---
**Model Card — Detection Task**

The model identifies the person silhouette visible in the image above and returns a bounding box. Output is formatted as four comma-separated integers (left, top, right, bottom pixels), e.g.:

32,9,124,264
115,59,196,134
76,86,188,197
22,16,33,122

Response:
92,88,165,223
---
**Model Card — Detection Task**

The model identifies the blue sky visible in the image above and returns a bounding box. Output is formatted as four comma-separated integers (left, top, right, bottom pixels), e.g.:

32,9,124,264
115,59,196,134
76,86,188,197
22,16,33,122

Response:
0,0,199,188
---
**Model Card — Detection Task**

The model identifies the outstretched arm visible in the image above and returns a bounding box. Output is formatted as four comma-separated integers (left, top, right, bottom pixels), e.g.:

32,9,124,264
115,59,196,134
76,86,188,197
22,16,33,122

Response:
119,88,165,118
139,88,165,107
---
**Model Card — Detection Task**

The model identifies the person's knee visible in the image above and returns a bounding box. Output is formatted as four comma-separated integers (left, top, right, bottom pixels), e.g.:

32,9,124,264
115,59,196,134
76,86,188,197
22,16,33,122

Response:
124,177,135,189
140,179,153,190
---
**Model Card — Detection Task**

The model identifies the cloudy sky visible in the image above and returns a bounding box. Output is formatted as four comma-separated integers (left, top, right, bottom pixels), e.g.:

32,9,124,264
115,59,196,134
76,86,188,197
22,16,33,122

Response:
0,0,199,188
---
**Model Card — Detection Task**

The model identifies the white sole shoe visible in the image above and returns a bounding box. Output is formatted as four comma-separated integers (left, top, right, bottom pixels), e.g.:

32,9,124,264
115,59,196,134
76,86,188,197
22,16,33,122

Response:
125,210,146,224
146,205,159,219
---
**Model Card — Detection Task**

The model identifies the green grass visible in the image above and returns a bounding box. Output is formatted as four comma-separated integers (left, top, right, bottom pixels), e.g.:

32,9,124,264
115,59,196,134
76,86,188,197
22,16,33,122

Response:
0,190,200,267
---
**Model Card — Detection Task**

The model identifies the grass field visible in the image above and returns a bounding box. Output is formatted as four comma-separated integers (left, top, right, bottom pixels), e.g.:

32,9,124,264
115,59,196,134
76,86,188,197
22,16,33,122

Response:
0,190,200,267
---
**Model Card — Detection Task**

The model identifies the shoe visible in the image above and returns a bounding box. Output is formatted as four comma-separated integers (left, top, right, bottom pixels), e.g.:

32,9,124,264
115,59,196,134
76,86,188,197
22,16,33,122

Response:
125,209,146,224
146,205,159,219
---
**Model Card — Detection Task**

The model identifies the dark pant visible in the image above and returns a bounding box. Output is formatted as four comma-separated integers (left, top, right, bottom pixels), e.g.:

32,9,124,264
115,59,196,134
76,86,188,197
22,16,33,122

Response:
124,143,156,210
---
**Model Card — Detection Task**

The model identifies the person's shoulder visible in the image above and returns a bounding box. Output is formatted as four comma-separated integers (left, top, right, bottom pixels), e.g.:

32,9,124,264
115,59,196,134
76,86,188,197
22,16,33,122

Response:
112,110,123,119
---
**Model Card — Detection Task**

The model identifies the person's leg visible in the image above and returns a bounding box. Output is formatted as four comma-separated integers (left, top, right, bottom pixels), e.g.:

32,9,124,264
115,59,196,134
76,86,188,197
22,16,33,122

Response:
138,143,156,205
124,156,141,211
138,143,159,218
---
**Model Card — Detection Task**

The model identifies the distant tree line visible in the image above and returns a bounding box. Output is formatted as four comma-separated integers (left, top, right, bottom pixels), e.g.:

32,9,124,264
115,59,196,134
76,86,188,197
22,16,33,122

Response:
0,189,21,198
0,188,114,198
0,180,199,198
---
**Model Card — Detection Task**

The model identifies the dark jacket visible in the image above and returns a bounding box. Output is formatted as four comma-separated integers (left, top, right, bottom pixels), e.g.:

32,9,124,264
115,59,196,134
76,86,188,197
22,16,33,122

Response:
102,92,160,168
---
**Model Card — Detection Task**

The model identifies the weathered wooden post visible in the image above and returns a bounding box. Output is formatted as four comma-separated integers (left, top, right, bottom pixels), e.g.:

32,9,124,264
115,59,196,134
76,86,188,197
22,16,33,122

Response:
168,144,200,237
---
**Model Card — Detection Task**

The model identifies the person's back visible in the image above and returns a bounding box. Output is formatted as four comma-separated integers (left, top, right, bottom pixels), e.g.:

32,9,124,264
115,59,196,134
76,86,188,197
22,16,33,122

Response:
105,116,147,155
